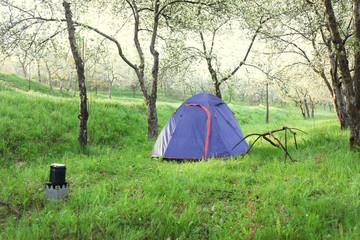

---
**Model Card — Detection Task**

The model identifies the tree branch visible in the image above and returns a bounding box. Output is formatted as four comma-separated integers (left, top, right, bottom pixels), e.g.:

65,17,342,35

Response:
219,17,269,84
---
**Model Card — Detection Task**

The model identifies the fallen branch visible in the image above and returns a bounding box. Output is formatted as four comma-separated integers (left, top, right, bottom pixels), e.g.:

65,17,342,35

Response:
0,200,22,221
232,126,306,162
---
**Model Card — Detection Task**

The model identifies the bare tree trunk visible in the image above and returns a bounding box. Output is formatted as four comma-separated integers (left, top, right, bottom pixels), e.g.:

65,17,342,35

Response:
57,73,64,92
147,97,158,140
37,60,41,82
214,81,222,99
20,61,27,79
45,62,53,95
108,81,112,99
331,85,349,128
298,100,306,119
309,96,315,118
266,82,269,124
28,65,31,91
304,99,310,118
319,32,350,129
59,80,64,92
63,0,88,150
323,0,360,151
143,0,161,140
66,72,72,95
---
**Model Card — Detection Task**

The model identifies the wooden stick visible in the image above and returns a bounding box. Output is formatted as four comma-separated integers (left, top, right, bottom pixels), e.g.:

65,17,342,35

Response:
285,128,288,161
285,127,298,149
269,132,296,162
0,200,22,221
232,133,262,150
232,126,304,162
263,135,279,147
240,135,264,159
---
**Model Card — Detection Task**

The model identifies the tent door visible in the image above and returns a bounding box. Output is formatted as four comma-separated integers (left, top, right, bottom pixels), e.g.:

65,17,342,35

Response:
185,104,211,160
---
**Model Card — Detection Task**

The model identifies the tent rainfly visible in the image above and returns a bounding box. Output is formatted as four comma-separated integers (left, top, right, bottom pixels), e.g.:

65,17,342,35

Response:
151,93,250,160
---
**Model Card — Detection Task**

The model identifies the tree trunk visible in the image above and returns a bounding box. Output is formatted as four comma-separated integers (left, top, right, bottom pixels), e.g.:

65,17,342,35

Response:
63,0,89,150
298,100,306,119
108,81,112,99
304,99,310,118
21,61,27,79
59,77,64,92
147,97,158,140
27,64,31,91
266,82,269,124
146,0,160,140
320,33,350,129
66,72,72,95
214,81,222,99
309,97,315,118
323,0,360,151
37,60,41,82
28,68,31,91
45,62,53,95
200,31,222,99
332,88,349,128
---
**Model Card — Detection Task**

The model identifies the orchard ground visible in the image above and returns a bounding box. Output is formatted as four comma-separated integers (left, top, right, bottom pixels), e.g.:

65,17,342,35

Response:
0,73,359,239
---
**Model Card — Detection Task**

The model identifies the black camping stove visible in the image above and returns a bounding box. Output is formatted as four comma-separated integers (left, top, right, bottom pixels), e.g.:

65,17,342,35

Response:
44,164,69,201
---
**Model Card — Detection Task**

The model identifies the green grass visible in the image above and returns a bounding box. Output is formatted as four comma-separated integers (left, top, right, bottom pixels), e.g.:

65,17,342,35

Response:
1,73,360,239
0,72,72,98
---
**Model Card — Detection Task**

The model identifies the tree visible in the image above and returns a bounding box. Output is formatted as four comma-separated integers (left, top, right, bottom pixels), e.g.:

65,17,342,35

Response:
15,44,35,91
63,0,88,150
0,0,61,91
41,43,69,96
98,53,121,99
198,19,264,99
253,0,350,129
0,0,229,140
78,0,221,139
322,0,360,150
174,1,267,99
44,60,54,95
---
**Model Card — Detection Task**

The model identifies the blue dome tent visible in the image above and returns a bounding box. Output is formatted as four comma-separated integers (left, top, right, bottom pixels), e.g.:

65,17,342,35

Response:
151,93,250,160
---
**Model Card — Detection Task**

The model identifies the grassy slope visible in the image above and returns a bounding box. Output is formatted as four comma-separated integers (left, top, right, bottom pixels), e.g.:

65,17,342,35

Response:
1,73,360,239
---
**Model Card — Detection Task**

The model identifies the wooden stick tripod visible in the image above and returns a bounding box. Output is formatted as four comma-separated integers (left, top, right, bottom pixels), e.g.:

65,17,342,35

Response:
232,126,306,162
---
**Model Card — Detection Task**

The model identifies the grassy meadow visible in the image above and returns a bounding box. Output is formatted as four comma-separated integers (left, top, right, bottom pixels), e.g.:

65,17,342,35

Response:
0,73,360,239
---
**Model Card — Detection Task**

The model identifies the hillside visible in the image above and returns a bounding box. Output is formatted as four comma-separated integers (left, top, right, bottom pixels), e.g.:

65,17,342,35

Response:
1,73,360,239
